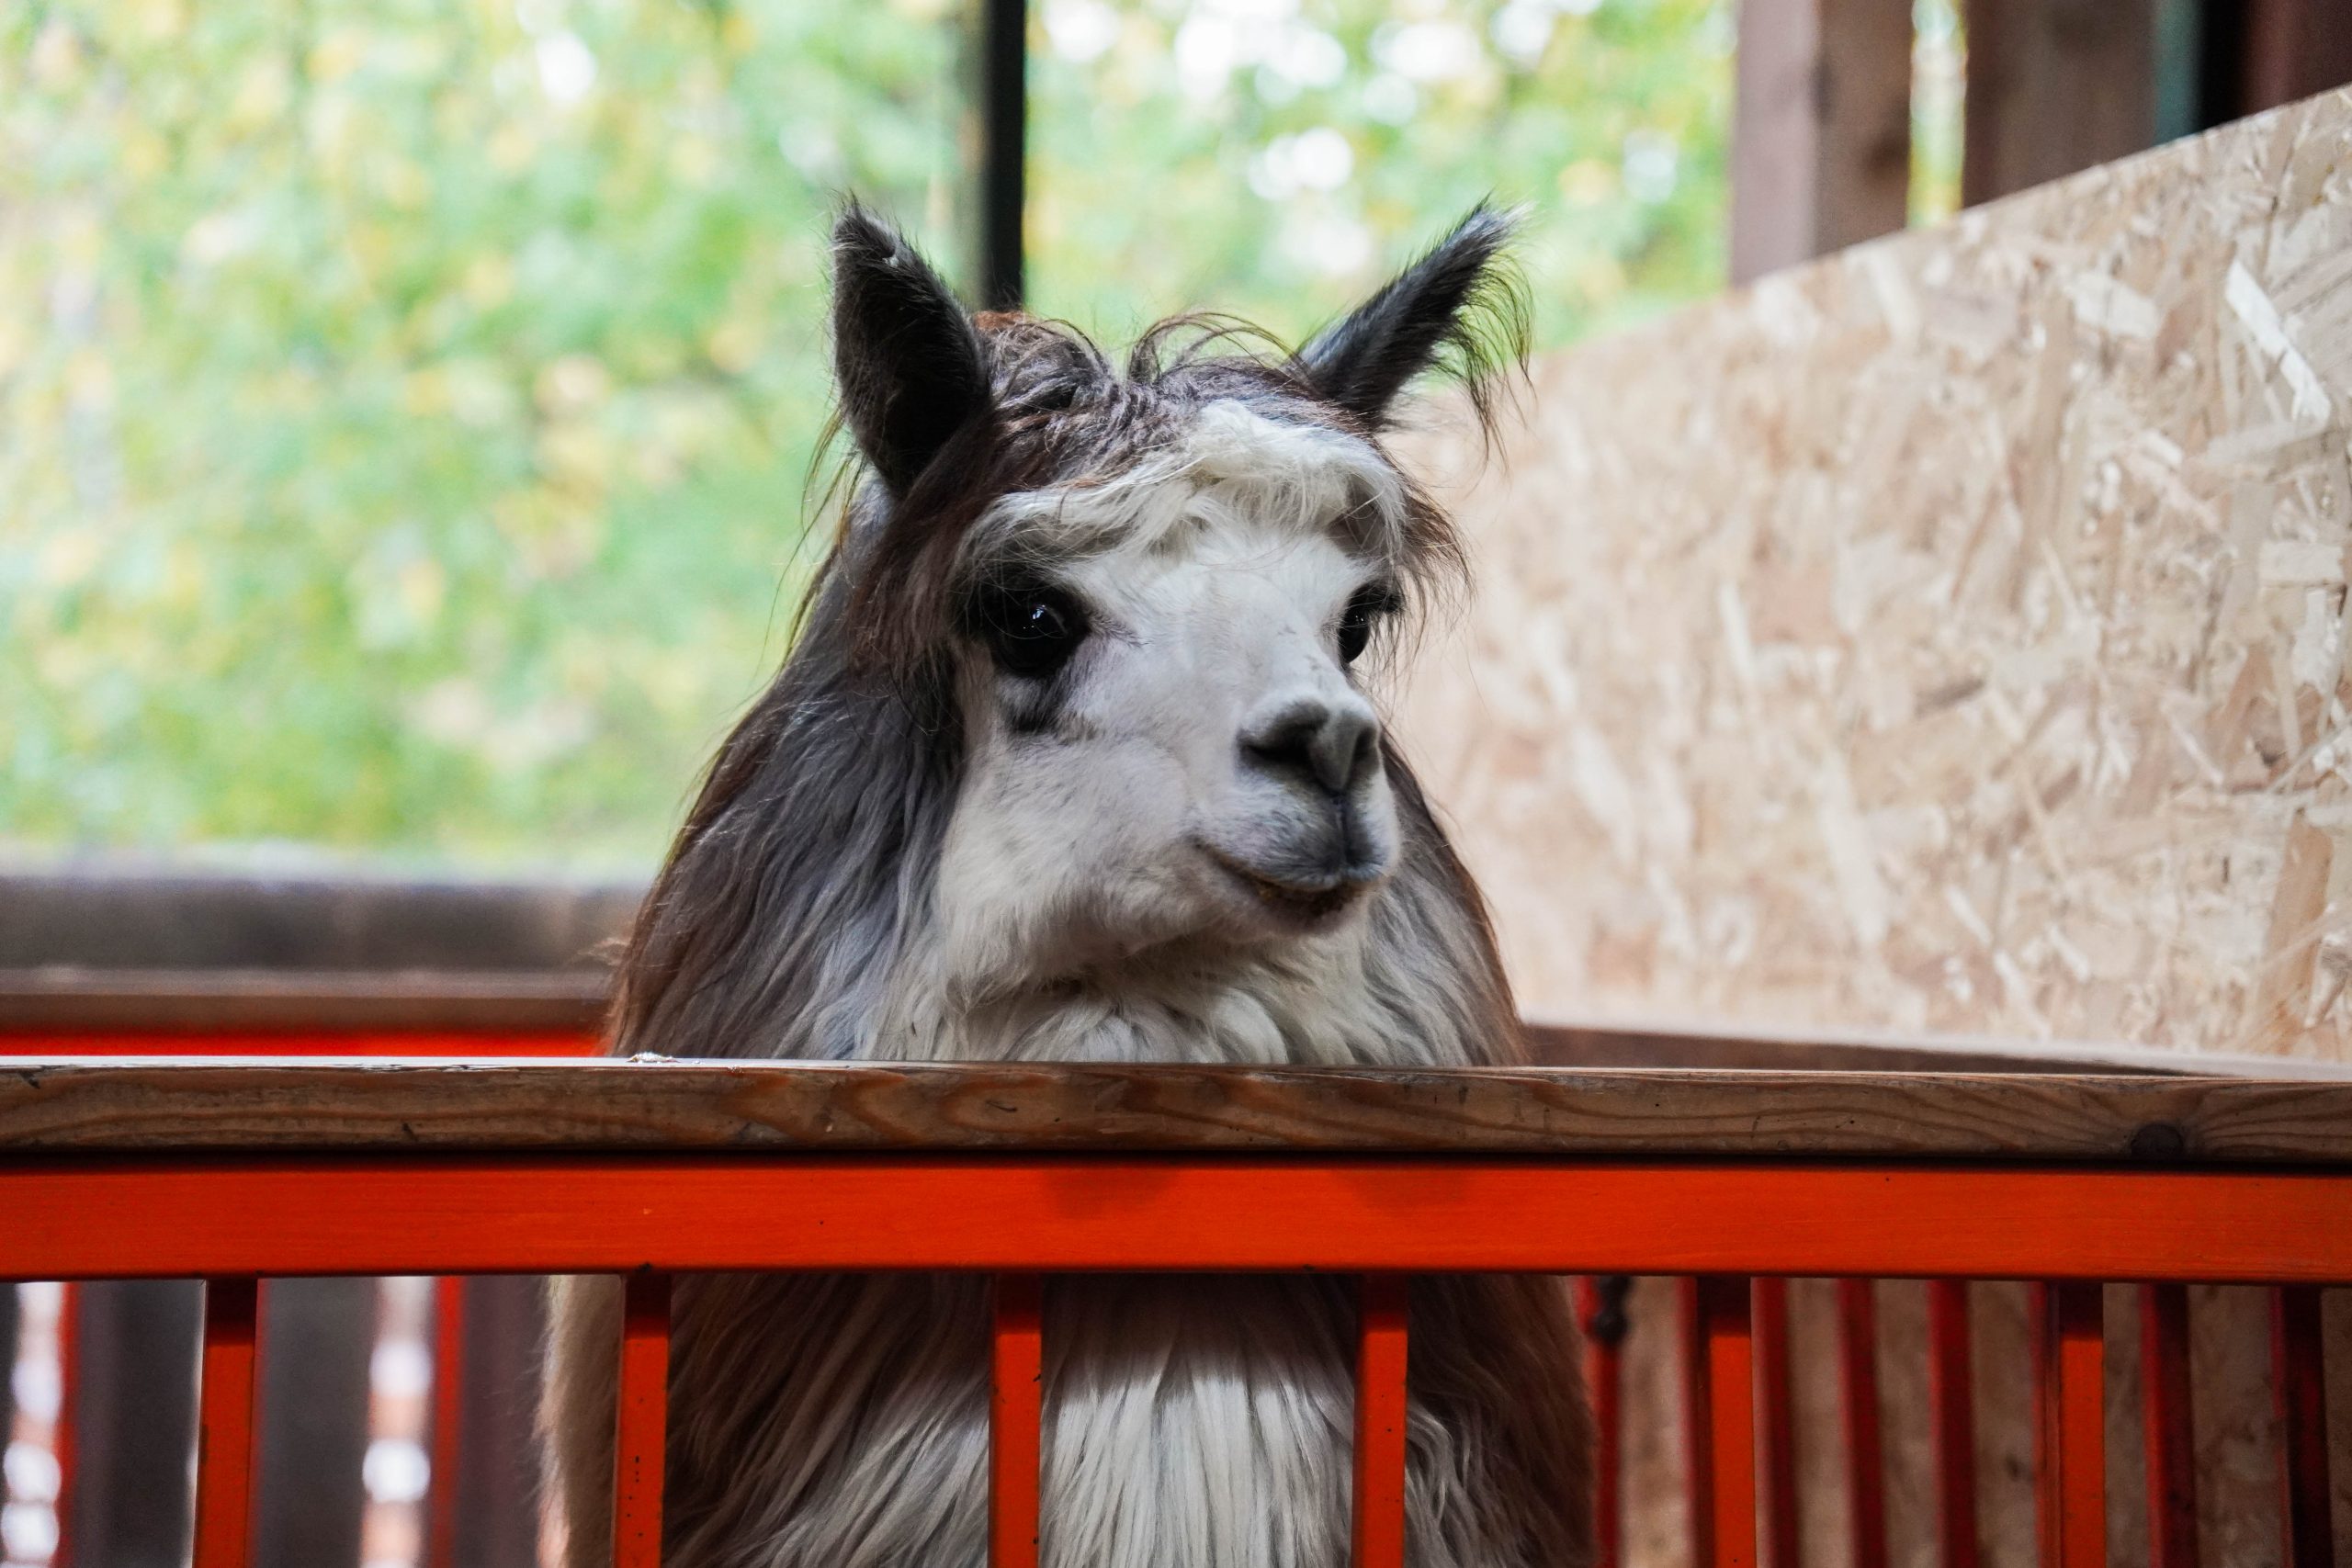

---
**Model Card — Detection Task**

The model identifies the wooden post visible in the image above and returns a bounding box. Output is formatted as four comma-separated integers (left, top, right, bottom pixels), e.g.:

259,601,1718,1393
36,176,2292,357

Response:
2271,1286,2333,1568
192,1280,262,1568
1575,1277,1630,1568
1835,1280,1889,1568
0,1285,17,1467
2031,1282,2107,1568
1964,0,2156,204
70,1280,203,1568
448,1277,549,1568
1751,1279,1800,1568
2138,1283,2199,1568
2217,0,2352,120
1684,1277,1759,1568
1924,1280,1981,1568
252,1279,374,1568
1730,0,1915,281
990,1274,1046,1568
1352,1276,1411,1568
613,1273,672,1568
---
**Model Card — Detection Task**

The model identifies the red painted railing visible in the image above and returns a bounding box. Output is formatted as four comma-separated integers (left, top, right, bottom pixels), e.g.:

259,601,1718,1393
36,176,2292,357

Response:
1,1021,597,1568
1,1054,2345,1568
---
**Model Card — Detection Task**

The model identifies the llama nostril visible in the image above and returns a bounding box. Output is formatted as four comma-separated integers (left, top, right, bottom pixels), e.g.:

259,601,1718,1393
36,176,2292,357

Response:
1241,697,1382,795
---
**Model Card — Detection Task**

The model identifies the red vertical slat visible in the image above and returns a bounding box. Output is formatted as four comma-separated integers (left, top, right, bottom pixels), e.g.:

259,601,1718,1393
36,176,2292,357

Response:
1688,1276,1758,1568
1751,1279,1799,1568
2271,1285,2333,1568
2139,1283,2199,1568
1575,1278,1628,1568
990,1274,1045,1568
613,1272,671,1568
192,1278,261,1568
1926,1279,1979,1568
1679,1279,1715,1566
1352,1275,1410,1568
53,1281,80,1568
2031,1282,2105,1568
1835,1280,1888,1568
426,1277,467,1568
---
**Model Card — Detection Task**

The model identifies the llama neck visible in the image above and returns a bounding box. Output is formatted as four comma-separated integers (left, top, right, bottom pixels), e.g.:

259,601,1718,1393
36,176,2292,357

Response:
863,850,1514,1068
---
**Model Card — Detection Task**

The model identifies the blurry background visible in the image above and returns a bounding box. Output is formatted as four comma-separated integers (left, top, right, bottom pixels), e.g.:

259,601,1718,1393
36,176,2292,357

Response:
1,0,1964,873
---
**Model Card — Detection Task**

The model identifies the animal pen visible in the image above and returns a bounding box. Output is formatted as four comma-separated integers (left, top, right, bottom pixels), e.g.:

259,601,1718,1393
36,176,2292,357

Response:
9,50,2352,1568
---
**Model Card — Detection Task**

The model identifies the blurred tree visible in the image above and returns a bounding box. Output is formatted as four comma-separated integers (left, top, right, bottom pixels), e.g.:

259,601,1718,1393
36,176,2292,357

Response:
3,0,961,864
1027,0,1732,349
1912,0,1963,224
2,0,1736,867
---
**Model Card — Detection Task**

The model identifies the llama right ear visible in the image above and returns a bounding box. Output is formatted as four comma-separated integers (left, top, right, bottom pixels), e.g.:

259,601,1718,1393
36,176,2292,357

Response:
1296,204,1524,430
831,208,991,497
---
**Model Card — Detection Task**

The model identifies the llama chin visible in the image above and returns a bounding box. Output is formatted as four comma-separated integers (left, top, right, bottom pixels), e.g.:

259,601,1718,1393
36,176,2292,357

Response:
542,201,1594,1568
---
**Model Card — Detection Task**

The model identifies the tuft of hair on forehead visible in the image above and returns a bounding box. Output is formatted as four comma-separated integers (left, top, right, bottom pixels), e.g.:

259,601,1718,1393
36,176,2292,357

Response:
824,206,1525,681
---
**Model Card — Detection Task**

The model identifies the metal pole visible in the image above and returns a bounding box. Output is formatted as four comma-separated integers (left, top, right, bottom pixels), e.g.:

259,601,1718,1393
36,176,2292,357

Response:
976,0,1026,311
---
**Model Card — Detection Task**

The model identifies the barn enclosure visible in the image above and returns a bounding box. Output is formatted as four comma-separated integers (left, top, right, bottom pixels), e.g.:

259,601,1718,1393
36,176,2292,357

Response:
9,8,2352,1568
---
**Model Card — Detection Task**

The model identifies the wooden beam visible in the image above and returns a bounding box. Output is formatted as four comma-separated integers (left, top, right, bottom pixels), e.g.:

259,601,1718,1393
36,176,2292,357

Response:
1521,1021,2207,1076
1732,0,1916,281
2,1059,2352,1162
0,970,605,1034
0,870,639,975
1963,0,2156,204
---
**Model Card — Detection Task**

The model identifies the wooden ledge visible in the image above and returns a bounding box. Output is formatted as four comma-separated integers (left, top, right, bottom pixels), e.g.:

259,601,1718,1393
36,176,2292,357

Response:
1,1059,2349,1164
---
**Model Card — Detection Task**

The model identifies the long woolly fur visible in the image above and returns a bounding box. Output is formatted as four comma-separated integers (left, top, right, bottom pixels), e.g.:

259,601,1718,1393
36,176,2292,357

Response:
543,204,1590,1568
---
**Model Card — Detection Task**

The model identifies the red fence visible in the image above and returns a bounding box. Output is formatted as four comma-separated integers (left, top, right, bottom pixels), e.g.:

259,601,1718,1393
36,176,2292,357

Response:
1,1017,595,1568
0,1056,2346,1568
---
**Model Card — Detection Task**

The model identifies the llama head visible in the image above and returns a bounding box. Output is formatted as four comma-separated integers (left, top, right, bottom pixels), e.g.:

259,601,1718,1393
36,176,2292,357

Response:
824,205,1523,998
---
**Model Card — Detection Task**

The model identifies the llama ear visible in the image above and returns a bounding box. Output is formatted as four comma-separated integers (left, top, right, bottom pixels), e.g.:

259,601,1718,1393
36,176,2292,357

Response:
831,206,991,496
1296,204,1526,429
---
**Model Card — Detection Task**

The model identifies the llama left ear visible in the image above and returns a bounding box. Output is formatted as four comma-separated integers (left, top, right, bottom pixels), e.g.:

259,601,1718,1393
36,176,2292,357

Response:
831,205,992,497
1296,204,1526,429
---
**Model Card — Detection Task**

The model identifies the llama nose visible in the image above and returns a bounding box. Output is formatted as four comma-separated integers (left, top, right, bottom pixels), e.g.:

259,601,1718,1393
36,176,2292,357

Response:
1241,694,1382,795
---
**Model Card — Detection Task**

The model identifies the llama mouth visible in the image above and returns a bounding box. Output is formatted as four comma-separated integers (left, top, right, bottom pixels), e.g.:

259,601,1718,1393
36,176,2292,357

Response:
1200,849,1375,923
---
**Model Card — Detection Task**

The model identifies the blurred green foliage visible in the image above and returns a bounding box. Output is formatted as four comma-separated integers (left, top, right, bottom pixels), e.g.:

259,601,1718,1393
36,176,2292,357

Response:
1029,0,1730,347
1911,0,1962,224
3,0,1737,868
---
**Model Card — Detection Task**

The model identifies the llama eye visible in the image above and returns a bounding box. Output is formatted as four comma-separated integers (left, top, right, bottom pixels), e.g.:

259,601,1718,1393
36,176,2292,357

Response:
1336,585,1399,666
975,583,1089,680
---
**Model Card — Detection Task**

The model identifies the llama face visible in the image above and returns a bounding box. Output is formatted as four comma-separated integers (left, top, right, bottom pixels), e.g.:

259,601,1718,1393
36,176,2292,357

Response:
926,399,1411,988
816,201,1524,1001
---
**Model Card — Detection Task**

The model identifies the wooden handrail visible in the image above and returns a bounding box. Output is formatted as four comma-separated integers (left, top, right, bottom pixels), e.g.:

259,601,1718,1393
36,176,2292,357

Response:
2,1058,2351,1162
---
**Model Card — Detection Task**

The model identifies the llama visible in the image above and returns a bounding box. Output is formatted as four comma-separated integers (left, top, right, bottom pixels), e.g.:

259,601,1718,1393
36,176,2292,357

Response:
544,204,1592,1568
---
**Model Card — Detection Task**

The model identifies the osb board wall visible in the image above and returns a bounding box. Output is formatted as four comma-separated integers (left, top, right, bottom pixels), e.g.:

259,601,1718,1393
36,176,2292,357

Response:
1395,86,2352,1065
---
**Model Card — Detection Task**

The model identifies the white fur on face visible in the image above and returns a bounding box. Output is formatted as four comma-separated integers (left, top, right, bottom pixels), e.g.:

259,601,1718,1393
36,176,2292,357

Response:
930,401,1406,999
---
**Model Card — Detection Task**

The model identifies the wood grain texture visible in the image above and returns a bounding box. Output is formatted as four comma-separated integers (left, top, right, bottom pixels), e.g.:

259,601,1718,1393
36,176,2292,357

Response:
3,1059,2352,1162
0,969,607,1032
